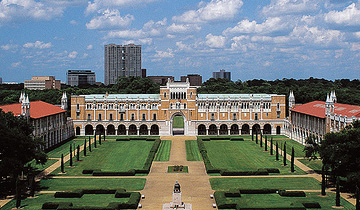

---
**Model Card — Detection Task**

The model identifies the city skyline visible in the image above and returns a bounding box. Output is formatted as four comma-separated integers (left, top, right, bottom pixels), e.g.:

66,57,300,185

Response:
1,0,360,83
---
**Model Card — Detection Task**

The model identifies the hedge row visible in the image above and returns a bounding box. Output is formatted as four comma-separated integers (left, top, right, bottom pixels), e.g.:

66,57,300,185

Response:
278,190,306,197
302,202,321,208
115,137,155,141
236,207,306,210
230,138,244,141
197,138,221,173
220,169,269,176
82,139,161,176
46,190,140,209
214,191,238,209
239,189,278,194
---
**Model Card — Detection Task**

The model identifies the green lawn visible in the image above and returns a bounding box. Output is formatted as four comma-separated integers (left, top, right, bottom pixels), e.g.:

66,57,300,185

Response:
40,178,146,191
185,140,202,161
298,158,324,171
50,141,153,176
210,177,320,191
204,140,305,175
172,116,184,128
46,137,88,158
26,159,58,172
154,140,171,161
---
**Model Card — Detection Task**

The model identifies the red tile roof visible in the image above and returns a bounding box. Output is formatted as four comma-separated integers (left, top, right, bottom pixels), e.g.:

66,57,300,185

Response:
291,101,360,118
0,101,66,119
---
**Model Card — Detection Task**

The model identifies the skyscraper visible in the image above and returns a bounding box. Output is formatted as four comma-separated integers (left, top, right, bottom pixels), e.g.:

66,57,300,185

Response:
213,69,231,81
104,43,141,85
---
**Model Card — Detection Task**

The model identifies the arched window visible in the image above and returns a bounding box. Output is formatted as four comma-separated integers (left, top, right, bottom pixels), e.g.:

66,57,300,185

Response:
184,103,187,109
164,92,167,98
190,92,193,98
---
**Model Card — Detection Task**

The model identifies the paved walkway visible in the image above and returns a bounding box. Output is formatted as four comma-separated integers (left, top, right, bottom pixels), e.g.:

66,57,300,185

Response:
139,136,216,210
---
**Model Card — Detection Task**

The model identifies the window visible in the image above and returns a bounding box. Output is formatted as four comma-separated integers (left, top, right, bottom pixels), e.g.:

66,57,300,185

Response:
142,113,146,121
76,112,80,119
164,92,167,98
233,113,237,120
76,103,80,110
87,113,91,120
277,102,280,110
190,92,193,98
109,113,113,121
266,113,269,117
184,103,187,109
255,113,258,120
98,113,102,121
131,113,135,121
277,112,280,118
153,114,157,121
170,103,173,109
211,113,215,121
120,113,124,121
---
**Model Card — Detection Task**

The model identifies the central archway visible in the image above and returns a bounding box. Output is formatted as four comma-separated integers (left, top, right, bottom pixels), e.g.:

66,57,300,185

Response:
171,112,186,135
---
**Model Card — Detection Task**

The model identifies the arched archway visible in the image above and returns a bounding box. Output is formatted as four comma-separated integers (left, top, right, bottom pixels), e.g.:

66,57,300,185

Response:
117,124,126,135
107,124,115,135
264,124,272,135
76,127,81,135
95,124,105,135
171,112,185,135
139,124,148,135
230,124,239,135
252,124,261,135
85,125,94,135
150,124,159,135
219,124,228,135
198,124,206,135
241,124,250,135
129,124,137,135
209,124,218,135
276,126,281,135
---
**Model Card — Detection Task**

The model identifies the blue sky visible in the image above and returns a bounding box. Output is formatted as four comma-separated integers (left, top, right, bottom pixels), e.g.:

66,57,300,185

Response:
1,0,360,83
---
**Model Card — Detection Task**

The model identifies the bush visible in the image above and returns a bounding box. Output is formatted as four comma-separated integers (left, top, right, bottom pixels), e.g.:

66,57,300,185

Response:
114,189,130,198
236,207,306,210
214,191,237,209
220,170,269,176
262,168,280,173
209,137,229,140
116,138,130,141
42,202,73,209
302,202,321,208
239,189,278,194
225,189,241,197
54,190,83,198
82,189,116,194
57,206,113,210
202,138,210,141
92,170,136,176
82,169,101,174
230,138,244,141
146,138,155,141
278,190,306,197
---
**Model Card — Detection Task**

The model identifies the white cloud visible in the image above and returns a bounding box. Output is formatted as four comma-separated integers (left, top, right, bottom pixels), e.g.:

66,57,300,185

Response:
325,3,360,26
86,0,157,14
23,41,53,49
176,41,192,51
0,0,64,25
138,38,153,45
205,33,226,48
291,25,344,46
68,51,78,58
86,44,93,50
262,0,320,16
69,20,78,25
167,23,201,33
173,0,243,23
1,44,18,50
106,29,146,39
263,61,272,66
86,9,134,29
154,48,174,58
223,17,288,35
11,61,21,68
83,53,88,58
351,42,360,51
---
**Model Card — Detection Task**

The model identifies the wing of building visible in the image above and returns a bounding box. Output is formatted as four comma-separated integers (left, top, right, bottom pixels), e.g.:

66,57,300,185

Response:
0,93,74,150
71,79,286,136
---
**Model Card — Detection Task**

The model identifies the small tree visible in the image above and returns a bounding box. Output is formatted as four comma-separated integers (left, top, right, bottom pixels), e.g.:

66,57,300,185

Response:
276,142,279,161
260,135,263,147
336,176,341,207
283,142,287,166
99,133,102,145
89,137,92,152
69,145,73,166
84,138,87,156
77,145,80,161
265,136,268,151
270,137,273,155
104,132,106,141
94,134,97,148
61,154,64,173
321,165,326,196
291,147,295,172
255,130,258,144
252,132,254,141
356,185,359,210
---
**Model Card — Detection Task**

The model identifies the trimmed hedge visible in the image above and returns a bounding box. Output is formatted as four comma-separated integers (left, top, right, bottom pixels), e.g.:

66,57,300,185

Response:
239,189,278,194
220,170,269,176
230,138,244,141
262,168,280,174
116,138,130,141
197,138,222,174
82,169,101,174
209,137,230,140
54,190,83,198
278,190,306,197
214,191,238,209
224,189,241,197
92,170,136,176
42,202,72,209
302,202,321,208
236,207,306,210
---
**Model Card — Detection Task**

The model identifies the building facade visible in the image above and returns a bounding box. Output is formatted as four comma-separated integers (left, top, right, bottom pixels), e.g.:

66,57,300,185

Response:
148,76,175,85
0,93,74,150
71,79,286,136
213,69,231,81
180,74,202,86
67,70,96,86
104,43,142,85
24,76,61,90
286,91,360,144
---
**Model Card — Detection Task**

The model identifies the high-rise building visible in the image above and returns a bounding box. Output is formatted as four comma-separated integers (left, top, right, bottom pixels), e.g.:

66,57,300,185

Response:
181,74,202,86
24,76,61,90
0,77,2,84
104,43,142,85
213,69,231,81
67,70,96,86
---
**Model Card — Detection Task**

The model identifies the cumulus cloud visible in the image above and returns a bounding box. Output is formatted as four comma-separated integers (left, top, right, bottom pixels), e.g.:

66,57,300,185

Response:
68,51,78,58
11,61,21,68
0,0,64,25
1,44,18,50
23,41,53,49
223,17,288,35
86,0,157,14
173,0,243,23
69,20,78,25
205,33,226,48
154,48,174,58
167,23,201,33
86,9,134,29
291,25,344,46
86,44,93,50
176,41,192,51
106,29,146,39
262,0,320,16
325,3,360,26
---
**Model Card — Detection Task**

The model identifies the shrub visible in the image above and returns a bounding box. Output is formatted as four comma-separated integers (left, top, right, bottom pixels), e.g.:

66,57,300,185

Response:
42,202,73,209
225,189,241,197
239,189,278,194
302,202,321,208
230,138,244,141
82,169,101,174
220,170,269,176
214,191,237,209
116,138,130,141
209,137,229,140
92,170,136,176
278,190,306,197
146,138,155,141
82,189,116,194
54,190,83,198
236,207,306,210
262,168,280,173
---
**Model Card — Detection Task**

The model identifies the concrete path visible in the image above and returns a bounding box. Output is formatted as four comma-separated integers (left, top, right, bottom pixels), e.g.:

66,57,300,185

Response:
139,136,216,210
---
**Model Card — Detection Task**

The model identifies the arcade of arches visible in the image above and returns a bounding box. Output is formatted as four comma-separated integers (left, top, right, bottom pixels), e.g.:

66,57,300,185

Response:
197,123,280,135
83,124,160,136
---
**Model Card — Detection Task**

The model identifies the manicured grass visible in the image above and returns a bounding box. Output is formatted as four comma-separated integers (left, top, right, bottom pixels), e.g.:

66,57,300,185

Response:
27,159,58,172
167,166,188,173
185,140,202,161
270,135,306,157
101,136,160,140
172,116,184,128
51,141,153,176
46,137,87,158
40,178,146,191
210,177,320,191
1,193,130,210
154,140,171,161
298,158,323,171
204,140,305,175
